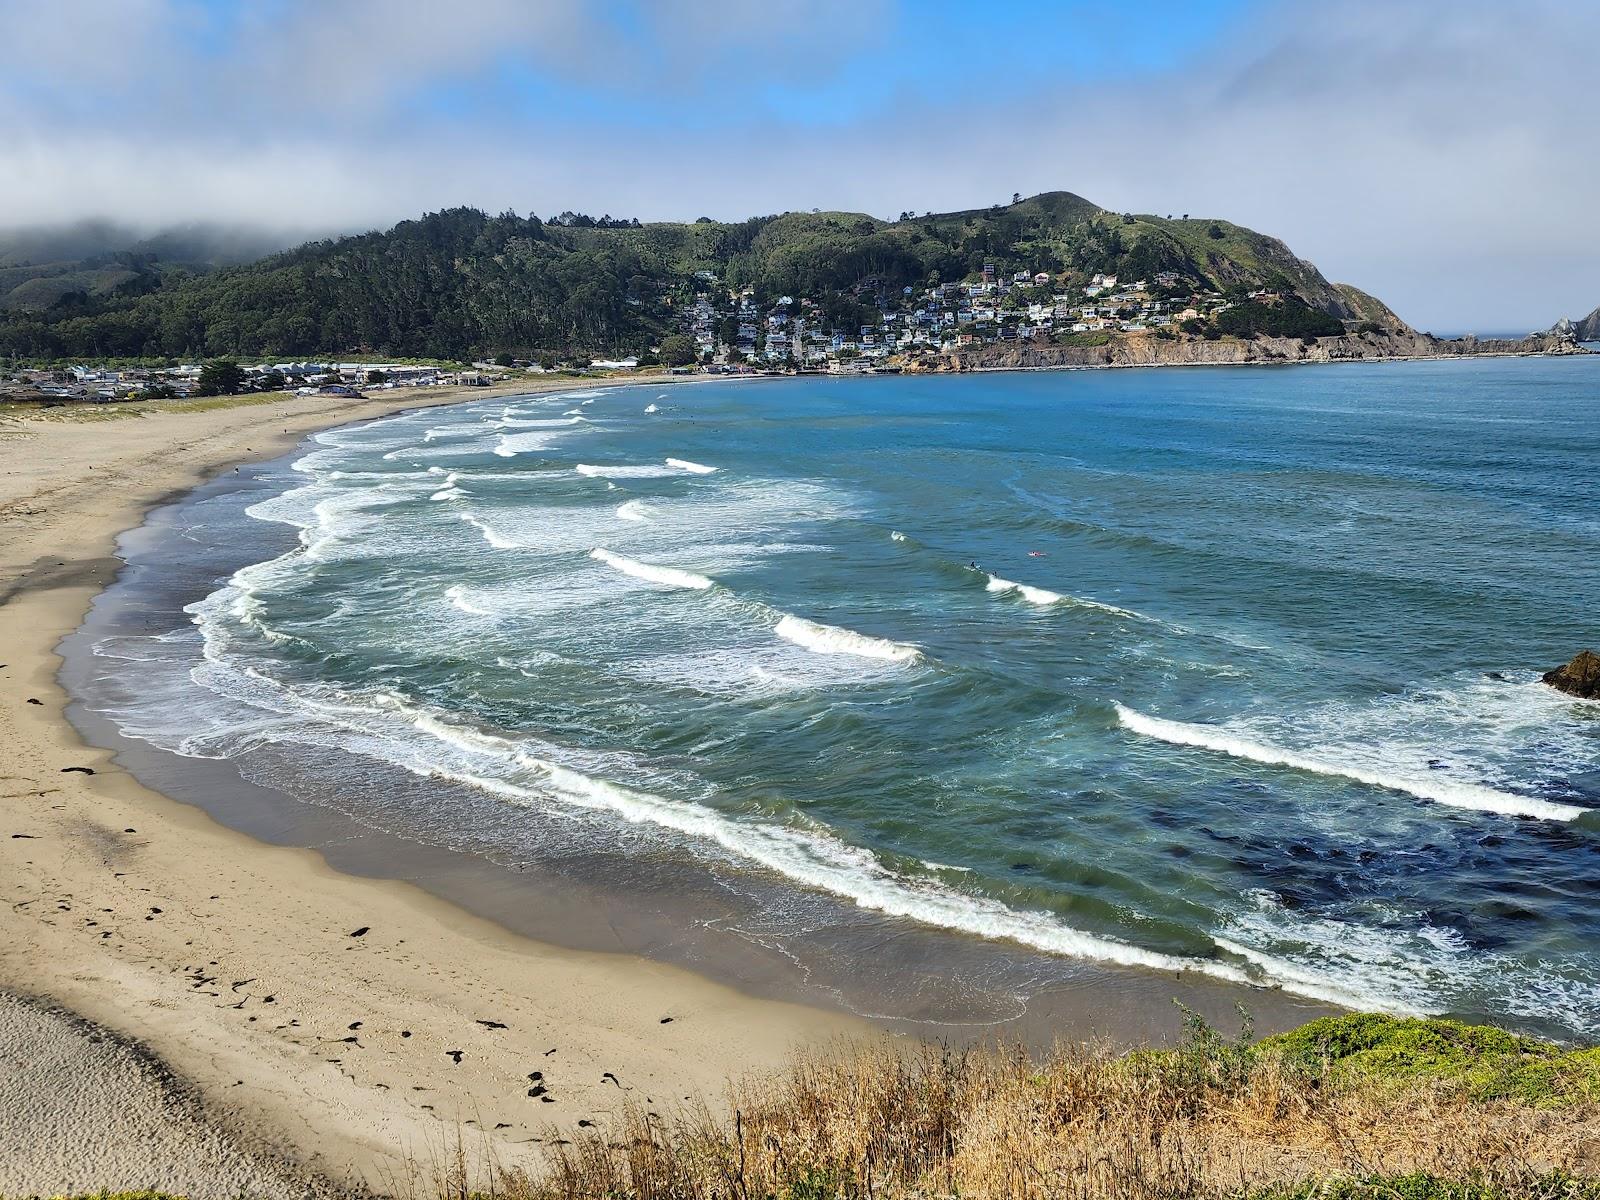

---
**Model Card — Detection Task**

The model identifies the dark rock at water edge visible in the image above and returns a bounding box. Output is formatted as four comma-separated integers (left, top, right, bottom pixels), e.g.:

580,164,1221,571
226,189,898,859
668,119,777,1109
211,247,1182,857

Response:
1542,650,1600,699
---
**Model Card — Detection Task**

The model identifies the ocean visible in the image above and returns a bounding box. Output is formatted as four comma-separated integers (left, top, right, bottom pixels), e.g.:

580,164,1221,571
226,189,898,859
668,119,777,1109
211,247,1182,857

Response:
72,359,1600,1042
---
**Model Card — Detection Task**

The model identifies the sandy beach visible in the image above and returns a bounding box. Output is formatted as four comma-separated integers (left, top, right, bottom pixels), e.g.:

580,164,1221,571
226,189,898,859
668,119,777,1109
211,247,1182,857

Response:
0,378,864,1196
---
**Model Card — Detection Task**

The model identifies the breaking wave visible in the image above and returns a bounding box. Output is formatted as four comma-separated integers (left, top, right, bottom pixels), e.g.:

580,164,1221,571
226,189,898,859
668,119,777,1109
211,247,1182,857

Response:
459,513,519,550
615,499,650,522
985,575,1064,606
1113,703,1587,822
774,615,921,663
576,463,678,479
444,584,496,616
665,457,717,474
591,548,714,590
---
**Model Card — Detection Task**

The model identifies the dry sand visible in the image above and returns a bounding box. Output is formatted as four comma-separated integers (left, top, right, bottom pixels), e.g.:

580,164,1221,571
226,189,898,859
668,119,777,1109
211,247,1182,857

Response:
0,378,863,1197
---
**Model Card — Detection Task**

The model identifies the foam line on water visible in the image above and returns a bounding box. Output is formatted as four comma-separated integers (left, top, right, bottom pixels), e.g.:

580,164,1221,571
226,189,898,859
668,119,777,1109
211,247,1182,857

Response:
774,614,921,663
666,457,717,474
498,415,586,429
1211,936,1434,1016
591,548,713,590
615,499,650,522
459,514,519,550
985,572,1155,618
356,701,1265,992
576,463,678,479
1113,703,1587,821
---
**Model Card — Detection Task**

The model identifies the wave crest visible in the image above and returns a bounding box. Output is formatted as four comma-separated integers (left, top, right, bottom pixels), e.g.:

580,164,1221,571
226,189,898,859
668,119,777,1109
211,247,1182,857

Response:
774,614,920,663
591,548,713,590
1113,703,1586,822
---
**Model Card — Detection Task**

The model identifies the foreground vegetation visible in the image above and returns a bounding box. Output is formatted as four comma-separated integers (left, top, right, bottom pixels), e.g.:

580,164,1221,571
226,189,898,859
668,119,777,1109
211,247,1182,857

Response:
18,1015,1597,1199
421,1012,1595,1200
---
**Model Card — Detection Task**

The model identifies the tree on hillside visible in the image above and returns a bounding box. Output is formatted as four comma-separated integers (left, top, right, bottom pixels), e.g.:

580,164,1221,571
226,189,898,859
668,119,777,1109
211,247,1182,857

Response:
657,334,697,367
195,359,244,395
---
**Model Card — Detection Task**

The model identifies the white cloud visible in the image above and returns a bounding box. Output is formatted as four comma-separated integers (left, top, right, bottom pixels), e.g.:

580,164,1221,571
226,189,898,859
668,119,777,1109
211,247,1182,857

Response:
1,0,1595,329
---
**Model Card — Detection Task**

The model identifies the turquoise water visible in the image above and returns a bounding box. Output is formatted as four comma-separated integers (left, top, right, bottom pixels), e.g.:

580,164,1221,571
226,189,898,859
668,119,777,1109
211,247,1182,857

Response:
88,361,1600,1038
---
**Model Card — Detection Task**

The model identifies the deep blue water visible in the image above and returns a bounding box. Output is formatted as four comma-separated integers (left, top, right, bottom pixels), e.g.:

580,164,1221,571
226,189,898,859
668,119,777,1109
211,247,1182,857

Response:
85,359,1600,1038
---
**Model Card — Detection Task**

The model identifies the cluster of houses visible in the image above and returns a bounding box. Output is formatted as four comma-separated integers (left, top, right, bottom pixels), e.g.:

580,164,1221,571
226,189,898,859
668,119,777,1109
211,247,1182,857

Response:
0,361,509,404
2,268,1281,399
681,266,1246,370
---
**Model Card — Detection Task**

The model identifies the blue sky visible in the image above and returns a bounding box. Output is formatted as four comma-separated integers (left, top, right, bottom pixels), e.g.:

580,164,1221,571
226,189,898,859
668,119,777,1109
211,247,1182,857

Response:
1,0,1595,330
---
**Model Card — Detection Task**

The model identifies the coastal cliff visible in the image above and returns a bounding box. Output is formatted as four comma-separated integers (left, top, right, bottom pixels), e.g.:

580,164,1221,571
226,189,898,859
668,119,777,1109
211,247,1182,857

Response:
948,330,1586,372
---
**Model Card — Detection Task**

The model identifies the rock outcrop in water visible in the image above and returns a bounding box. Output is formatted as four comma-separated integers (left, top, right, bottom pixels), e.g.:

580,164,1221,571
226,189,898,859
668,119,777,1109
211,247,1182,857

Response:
1542,650,1600,699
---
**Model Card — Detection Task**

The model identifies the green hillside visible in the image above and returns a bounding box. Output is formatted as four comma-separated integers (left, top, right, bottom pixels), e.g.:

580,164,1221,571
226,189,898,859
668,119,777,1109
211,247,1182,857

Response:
0,192,1403,361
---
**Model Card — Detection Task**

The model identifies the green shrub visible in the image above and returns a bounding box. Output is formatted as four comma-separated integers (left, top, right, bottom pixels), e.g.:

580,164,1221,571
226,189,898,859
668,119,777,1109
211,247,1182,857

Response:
1248,1172,1600,1199
1260,1014,1600,1106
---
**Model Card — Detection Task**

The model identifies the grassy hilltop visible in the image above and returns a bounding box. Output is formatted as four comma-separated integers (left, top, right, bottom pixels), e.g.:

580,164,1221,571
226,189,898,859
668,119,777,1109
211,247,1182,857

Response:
0,191,1409,362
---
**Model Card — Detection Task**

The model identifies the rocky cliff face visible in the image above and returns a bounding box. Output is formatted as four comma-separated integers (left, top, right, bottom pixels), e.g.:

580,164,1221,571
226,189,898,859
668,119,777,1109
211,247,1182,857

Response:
1571,307,1600,341
954,331,1586,372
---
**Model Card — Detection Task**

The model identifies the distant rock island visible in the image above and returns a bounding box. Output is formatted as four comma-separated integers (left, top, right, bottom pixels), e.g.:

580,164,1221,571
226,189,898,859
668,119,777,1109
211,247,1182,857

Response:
1550,307,1600,342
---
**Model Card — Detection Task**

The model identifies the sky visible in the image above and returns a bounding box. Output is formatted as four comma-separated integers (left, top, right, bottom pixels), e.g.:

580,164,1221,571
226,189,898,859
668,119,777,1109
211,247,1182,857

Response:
2,0,1595,331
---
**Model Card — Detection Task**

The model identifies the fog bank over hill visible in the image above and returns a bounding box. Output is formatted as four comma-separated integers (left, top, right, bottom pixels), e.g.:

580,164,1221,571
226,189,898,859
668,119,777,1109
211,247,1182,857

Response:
0,220,323,313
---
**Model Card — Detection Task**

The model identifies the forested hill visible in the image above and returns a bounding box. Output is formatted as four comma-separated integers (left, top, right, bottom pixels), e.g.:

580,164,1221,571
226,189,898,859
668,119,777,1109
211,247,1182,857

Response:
0,220,301,317
0,192,1408,360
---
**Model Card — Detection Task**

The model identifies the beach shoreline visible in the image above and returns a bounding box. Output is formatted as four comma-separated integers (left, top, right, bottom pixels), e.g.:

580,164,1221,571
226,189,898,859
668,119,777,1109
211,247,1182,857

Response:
0,373,869,1194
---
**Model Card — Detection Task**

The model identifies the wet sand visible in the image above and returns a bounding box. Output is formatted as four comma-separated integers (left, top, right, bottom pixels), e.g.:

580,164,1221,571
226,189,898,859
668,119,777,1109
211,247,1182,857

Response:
0,378,861,1193
0,375,1334,1193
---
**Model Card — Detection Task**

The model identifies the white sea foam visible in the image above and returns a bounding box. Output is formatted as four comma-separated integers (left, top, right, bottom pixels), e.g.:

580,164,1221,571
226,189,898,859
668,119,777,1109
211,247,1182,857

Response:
644,403,659,413
459,514,519,550
774,615,920,663
985,575,1064,606
1212,887,1600,1022
591,548,713,590
665,457,717,474
615,499,650,522
499,415,585,429
1212,935,1434,1016
890,530,908,543
444,584,496,616
350,702,1261,991
430,471,464,501
575,463,677,479
1113,703,1587,821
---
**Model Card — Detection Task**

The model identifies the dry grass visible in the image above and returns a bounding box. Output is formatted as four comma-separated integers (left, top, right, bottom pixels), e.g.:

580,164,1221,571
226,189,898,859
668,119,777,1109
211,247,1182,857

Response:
443,1014,1598,1200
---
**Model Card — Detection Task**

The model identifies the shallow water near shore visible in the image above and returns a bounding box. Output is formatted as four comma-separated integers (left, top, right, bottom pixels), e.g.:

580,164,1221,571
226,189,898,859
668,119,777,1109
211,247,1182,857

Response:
67,360,1600,1043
